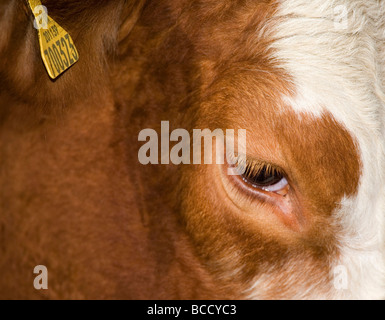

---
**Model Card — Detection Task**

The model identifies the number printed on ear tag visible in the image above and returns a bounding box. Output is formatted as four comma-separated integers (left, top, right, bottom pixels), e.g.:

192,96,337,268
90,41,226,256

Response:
27,0,79,79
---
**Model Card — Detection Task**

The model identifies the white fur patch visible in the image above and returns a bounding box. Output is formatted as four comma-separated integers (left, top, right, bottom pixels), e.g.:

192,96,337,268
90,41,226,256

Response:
251,0,385,299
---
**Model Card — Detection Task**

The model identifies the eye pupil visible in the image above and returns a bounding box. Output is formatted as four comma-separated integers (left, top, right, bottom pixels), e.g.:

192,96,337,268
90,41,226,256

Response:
242,166,283,187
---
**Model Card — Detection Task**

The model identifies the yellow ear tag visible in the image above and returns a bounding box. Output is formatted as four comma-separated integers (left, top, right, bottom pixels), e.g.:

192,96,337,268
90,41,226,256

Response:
27,0,79,79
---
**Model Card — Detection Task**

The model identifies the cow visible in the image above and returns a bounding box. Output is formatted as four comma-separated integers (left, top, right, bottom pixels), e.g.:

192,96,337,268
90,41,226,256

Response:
0,0,384,300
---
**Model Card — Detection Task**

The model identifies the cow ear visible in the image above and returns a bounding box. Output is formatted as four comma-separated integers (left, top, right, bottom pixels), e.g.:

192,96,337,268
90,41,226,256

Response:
118,0,147,42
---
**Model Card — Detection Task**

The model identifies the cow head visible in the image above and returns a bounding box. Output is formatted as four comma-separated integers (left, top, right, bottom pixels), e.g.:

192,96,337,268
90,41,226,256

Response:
0,0,384,299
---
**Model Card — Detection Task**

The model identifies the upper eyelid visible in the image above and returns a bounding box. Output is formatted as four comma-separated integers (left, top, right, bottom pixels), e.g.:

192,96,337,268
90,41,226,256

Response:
231,154,284,178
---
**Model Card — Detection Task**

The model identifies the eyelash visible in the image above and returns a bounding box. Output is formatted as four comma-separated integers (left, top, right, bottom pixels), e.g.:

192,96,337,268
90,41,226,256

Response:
228,152,284,184
237,158,283,184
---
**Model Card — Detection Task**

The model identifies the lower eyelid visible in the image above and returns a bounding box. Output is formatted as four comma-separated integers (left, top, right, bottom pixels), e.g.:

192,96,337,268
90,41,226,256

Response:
227,172,274,206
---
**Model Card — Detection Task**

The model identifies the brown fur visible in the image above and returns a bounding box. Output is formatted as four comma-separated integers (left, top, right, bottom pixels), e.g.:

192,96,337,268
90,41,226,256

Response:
0,0,360,299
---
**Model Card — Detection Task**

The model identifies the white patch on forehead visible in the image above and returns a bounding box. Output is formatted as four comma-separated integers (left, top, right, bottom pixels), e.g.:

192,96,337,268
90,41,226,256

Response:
258,0,385,299
271,0,385,124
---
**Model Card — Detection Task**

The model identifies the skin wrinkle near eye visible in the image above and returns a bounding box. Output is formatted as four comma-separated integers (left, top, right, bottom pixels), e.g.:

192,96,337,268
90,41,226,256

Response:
239,175,301,230
217,160,304,236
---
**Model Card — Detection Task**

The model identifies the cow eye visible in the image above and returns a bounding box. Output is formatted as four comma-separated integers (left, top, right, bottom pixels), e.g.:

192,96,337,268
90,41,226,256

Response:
223,156,299,230
234,157,289,194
